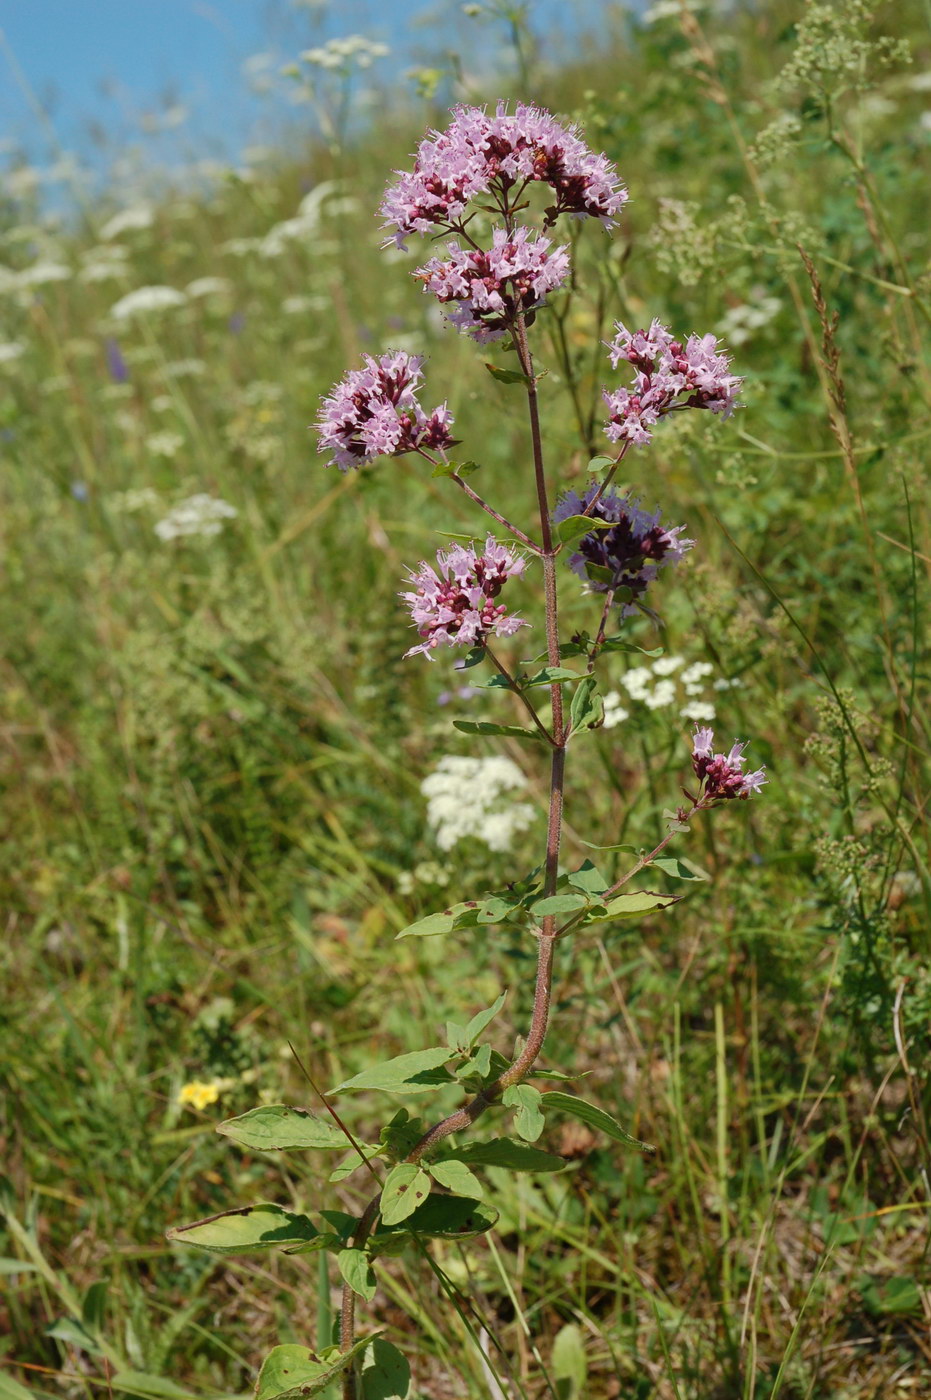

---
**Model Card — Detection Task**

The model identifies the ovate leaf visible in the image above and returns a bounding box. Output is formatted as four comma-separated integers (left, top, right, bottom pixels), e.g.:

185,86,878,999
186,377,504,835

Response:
485,361,531,385
552,1322,587,1399
650,856,709,881
395,900,482,940
427,1160,484,1198
380,1164,431,1225
567,860,610,896
431,458,481,479
569,677,604,734
556,515,612,547
255,1340,372,1400
453,720,544,743
337,1248,376,1301
530,892,590,917
333,1048,453,1095
581,890,679,923
166,1203,319,1254
542,1091,655,1153
218,1104,352,1152
370,1195,498,1250
360,1338,411,1400
502,1084,545,1142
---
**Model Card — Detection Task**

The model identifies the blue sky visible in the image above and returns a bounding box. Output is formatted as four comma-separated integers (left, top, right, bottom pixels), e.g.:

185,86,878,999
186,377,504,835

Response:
0,0,624,178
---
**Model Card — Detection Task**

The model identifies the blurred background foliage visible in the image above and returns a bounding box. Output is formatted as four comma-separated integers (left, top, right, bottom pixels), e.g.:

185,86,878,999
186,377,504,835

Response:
1,1,930,1397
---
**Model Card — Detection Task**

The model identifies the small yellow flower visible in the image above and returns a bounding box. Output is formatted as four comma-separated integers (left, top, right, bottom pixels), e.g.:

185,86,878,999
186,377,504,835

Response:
177,1080,222,1112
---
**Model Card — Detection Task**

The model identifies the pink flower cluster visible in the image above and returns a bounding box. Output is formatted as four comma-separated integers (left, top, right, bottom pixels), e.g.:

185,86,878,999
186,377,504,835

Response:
417,227,571,342
553,483,693,616
381,102,628,249
401,535,528,660
691,727,766,801
603,320,742,446
316,351,454,471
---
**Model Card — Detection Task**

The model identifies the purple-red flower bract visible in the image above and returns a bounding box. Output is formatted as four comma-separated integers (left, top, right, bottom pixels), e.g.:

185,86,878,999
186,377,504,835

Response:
417,225,570,342
603,319,742,446
553,482,693,615
381,101,628,248
401,535,528,660
691,726,766,800
316,350,454,471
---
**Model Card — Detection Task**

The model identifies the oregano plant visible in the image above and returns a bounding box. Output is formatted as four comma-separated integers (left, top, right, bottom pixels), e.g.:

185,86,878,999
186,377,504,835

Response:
167,101,765,1400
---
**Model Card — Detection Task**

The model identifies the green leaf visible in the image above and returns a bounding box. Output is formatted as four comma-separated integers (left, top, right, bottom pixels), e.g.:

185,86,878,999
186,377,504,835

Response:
431,458,481,478
167,1203,320,1254
476,895,522,924
556,514,612,546
530,892,590,917
369,1195,499,1250
328,1143,383,1183
552,1322,588,1399
395,900,482,940
599,637,663,657
218,1104,352,1152
587,455,615,474
81,1279,107,1333
522,665,583,688
569,676,604,734
580,890,680,923
452,719,544,743
45,1316,102,1352
380,1164,431,1225
584,562,617,586
484,361,531,385
444,1139,565,1172
0,1259,40,1276
333,1047,454,1095
458,647,486,669
255,1340,373,1400
337,1248,377,1301
580,840,638,852
427,1160,484,1199
0,1372,38,1400
360,1339,412,1400
461,991,507,1049
542,1092,655,1153
502,1085,545,1142
567,860,610,895
650,856,709,881
857,1274,922,1316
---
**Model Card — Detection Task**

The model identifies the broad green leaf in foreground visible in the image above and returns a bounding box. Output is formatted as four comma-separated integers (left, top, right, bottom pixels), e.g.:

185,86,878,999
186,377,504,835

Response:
255,1340,373,1400
218,1104,352,1151
359,1339,411,1400
333,1047,454,1095
543,1091,655,1153
166,1203,319,1254
380,1164,431,1225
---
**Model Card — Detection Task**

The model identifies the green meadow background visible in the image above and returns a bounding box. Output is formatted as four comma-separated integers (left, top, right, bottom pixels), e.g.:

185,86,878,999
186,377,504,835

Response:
2,2,930,1397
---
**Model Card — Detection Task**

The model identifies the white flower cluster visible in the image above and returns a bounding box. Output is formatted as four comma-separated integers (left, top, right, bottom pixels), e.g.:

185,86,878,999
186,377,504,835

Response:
99,204,154,240
109,486,160,514
154,494,237,542
300,36,390,71
0,341,25,364
110,285,187,320
421,755,536,853
716,293,782,347
80,244,129,283
605,655,743,726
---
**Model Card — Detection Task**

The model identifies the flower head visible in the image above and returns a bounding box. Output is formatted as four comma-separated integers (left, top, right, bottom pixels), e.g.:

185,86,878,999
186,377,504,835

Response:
421,754,535,852
154,494,237,541
691,727,766,801
553,482,693,615
603,319,742,446
381,101,628,248
316,350,455,470
417,225,570,341
401,534,528,659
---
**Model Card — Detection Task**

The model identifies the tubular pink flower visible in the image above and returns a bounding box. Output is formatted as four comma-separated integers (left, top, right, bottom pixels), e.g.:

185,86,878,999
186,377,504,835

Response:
417,226,570,341
691,726,766,801
401,535,529,660
381,101,628,248
316,350,455,470
552,482,693,616
603,320,742,447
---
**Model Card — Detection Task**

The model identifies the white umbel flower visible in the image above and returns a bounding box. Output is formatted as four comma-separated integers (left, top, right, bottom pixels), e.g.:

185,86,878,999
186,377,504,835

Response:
421,754,535,853
154,494,237,541
110,285,187,319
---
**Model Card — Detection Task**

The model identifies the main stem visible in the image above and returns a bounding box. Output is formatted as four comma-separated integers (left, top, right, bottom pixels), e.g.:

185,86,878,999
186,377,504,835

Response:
341,315,567,1397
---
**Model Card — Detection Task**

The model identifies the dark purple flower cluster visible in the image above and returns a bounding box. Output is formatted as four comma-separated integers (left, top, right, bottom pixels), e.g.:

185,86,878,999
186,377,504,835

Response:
316,351,454,471
401,536,528,660
553,483,693,616
691,727,766,800
417,227,571,342
603,320,742,446
381,102,628,249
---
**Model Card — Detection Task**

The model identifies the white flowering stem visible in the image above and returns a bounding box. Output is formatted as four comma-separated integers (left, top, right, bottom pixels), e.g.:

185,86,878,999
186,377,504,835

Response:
485,646,558,747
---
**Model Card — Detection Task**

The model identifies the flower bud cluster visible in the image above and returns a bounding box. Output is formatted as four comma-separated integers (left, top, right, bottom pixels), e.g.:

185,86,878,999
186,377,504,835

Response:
417,227,570,342
691,727,766,800
401,535,528,659
603,319,742,446
553,482,693,615
317,350,454,471
380,101,628,248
